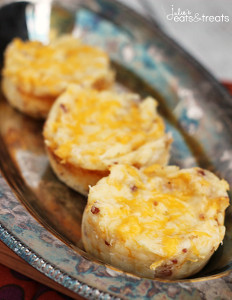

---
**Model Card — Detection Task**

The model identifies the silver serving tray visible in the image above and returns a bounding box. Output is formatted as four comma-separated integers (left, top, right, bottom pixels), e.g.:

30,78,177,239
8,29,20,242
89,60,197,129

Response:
1,0,232,299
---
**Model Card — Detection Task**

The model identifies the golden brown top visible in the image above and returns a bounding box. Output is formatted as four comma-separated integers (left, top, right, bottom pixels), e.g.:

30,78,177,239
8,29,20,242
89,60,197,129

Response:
86,164,229,268
2,35,113,97
44,85,172,170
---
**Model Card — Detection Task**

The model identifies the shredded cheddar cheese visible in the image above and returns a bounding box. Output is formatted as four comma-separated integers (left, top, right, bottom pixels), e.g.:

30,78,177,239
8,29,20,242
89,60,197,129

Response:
82,164,229,279
44,85,172,170
2,35,114,97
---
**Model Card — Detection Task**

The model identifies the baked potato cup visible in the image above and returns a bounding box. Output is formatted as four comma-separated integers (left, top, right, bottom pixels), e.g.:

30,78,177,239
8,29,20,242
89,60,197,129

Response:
43,85,172,195
82,164,229,279
2,35,114,118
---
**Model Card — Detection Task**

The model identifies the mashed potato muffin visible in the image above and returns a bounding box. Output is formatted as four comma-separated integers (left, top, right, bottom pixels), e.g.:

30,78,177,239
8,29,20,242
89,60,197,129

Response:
82,164,229,279
1,35,114,118
43,85,172,195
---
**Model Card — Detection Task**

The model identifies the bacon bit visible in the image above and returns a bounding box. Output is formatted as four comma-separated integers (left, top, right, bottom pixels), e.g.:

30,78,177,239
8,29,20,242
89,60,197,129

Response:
133,163,140,169
154,264,173,278
215,218,219,225
105,240,110,246
182,248,187,253
171,259,178,264
91,206,100,214
60,103,68,113
130,185,138,192
156,268,173,278
197,169,205,176
113,162,118,165
92,78,106,90
153,201,158,206
199,213,205,220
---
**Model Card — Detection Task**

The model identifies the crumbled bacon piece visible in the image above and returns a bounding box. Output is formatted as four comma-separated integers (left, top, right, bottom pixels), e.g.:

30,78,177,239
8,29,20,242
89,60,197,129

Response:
105,240,110,246
197,169,205,176
155,267,172,278
182,248,187,253
91,206,100,214
161,269,173,277
171,259,178,264
199,213,205,220
215,218,219,225
60,103,68,113
130,185,138,192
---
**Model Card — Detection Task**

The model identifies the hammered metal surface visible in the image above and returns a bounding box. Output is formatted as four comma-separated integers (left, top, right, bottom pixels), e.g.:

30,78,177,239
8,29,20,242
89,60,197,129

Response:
0,0,232,299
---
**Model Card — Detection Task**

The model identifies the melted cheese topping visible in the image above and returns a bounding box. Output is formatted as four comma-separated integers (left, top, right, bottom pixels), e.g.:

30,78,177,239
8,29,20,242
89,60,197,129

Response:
44,85,172,170
2,35,113,97
87,164,229,268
